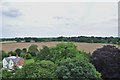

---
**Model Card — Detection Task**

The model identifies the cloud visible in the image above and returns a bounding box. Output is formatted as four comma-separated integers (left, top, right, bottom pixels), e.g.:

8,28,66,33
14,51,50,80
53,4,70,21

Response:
1,2,118,38
2,9,22,18
53,16,73,20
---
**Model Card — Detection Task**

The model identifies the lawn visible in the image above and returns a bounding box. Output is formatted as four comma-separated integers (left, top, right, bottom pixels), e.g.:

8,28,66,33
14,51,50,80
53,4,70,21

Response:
25,59,35,65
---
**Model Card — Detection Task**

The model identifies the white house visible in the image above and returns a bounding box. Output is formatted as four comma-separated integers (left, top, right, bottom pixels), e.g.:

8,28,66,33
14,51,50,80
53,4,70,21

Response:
2,56,25,70
8,59,14,70
3,58,8,68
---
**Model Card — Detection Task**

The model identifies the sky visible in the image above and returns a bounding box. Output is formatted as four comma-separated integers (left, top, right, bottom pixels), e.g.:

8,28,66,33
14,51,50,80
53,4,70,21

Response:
1,2,118,38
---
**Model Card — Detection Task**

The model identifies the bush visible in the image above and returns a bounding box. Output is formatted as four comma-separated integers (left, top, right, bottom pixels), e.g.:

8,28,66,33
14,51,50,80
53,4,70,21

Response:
2,69,14,78
0,50,8,60
36,46,52,61
20,53,32,59
22,48,27,53
91,45,120,79
20,53,26,58
28,44,39,56
15,48,22,56
56,58,101,80
25,54,32,59
8,51,16,56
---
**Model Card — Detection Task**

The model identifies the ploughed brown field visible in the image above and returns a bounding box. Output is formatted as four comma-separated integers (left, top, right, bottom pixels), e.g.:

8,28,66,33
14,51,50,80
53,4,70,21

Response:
1,42,117,53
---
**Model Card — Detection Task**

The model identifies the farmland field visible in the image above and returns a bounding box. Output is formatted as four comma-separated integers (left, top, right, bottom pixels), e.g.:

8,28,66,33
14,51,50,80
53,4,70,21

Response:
1,42,117,53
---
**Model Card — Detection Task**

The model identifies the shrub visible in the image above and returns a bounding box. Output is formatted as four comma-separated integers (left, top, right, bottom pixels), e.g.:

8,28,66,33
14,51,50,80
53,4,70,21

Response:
25,54,32,59
0,50,8,59
15,48,22,56
22,48,27,53
20,53,26,58
28,44,39,56
8,51,16,56
91,45,120,79
36,46,52,61
20,53,32,59
2,69,14,78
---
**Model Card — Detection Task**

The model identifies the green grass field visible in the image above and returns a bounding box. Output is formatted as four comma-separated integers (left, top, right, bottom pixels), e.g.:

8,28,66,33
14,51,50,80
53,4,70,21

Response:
25,59,34,65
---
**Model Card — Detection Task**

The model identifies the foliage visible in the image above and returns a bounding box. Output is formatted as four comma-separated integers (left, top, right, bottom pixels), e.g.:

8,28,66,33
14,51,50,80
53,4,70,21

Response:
1,42,103,79
75,51,90,62
14,60,57,78
1,36,119,44
50,42,79,63
0,50,8,60
8,51,16,56
15,48,22,56
22,48,27,53
25,59,34,65
91,45,120,79
25,54,32,59
36,46,52,61
28,44,39,56
56,58,101,80
2,69,14,78
20,53,26,58
20,53,32,59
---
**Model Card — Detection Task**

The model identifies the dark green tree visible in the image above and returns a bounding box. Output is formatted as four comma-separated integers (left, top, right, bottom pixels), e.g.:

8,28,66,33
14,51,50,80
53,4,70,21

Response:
0,50,8,60
14,60,57,78
36,46,52,61
56,58,101,80
8,51,16,56
22,48,27,53
15,48,22,56
28,44,39,56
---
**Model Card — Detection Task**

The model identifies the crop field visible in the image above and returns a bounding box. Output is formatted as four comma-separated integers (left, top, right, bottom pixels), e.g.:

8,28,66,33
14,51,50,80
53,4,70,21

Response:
1,42,117,53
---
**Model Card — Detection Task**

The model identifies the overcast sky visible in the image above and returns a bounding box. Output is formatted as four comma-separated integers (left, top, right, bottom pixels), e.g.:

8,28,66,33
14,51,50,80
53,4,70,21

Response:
1,2,118,38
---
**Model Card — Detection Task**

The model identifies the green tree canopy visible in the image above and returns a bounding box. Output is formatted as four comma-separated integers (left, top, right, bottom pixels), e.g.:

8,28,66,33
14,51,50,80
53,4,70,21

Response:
15,48,22,56
0,50,8,60
14,60,57,78
22,48,27,53
35,46,53,61
28,44,39,56
50,42,79,63
56,58,101,80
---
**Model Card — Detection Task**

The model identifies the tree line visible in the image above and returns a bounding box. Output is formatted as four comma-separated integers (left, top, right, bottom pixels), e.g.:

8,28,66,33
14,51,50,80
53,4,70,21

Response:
1,36,120,44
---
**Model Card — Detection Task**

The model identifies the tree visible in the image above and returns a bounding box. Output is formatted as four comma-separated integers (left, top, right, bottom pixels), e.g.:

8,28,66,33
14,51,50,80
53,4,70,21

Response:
28,44,39,56
15,38,21,42
22,48,27,53
14,60,57,78
35,46,52,61
25,54,32,59
91,45,120,79
2,69,14,78
56,58,101,80
15,48,22,56
50,42,79,63
0,50,8,60
8,51,16,56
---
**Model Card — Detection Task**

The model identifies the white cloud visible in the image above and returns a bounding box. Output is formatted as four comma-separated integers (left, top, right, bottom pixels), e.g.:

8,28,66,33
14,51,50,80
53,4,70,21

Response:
2,2,118,38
